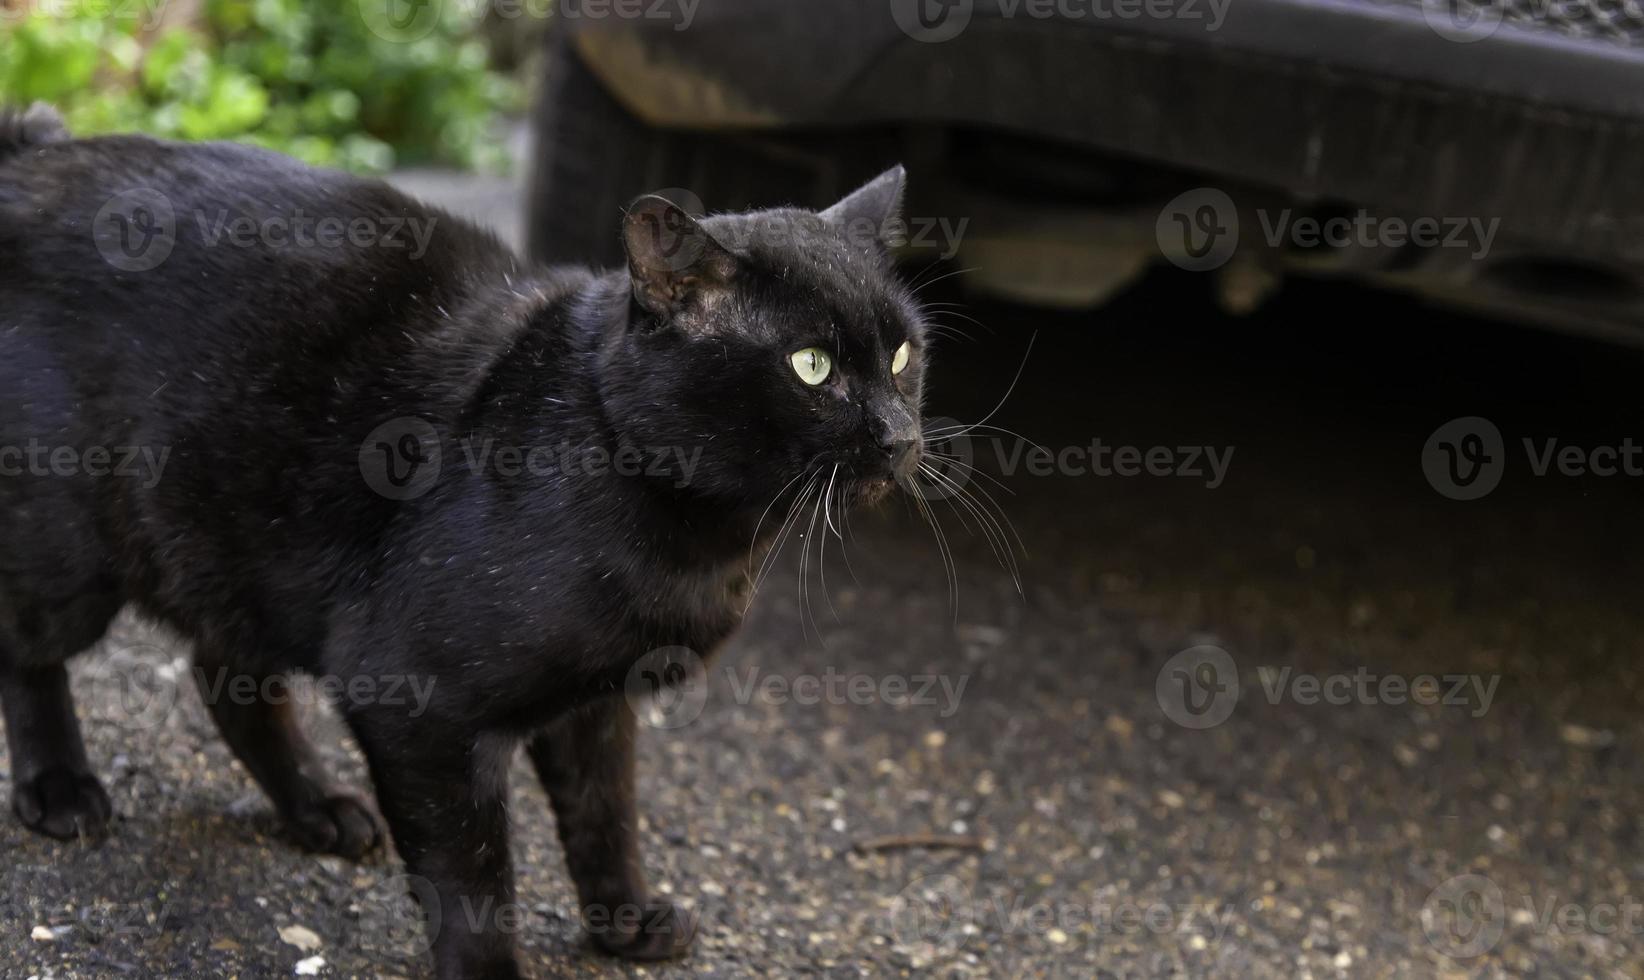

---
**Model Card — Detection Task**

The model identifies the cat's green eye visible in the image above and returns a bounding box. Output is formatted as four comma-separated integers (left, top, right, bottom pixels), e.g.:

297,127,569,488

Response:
790,347,832,386
891,340,911,375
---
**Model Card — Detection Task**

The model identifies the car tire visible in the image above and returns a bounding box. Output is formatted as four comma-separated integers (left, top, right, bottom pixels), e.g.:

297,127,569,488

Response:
526,33,906,270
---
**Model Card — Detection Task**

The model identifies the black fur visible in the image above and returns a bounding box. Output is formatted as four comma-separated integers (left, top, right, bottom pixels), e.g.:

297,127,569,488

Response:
0,105,925,979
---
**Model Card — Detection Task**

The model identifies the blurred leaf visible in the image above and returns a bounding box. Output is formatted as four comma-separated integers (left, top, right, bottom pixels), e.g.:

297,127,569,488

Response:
0,1,517,174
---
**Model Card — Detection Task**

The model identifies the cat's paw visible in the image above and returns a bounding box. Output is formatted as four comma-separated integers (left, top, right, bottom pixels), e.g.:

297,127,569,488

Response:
286,791,384,859
12,767,112,840
587,900,695,961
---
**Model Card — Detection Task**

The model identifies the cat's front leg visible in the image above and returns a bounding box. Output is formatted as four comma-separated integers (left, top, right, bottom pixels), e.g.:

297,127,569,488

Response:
527,695,695,960
350,712,522,980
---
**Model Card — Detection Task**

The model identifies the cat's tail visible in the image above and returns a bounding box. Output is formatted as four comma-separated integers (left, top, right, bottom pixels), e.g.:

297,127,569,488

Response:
0,103,69,165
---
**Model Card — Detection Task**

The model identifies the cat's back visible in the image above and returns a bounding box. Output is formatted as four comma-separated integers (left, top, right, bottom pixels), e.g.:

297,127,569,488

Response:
0,107,514,357
0,106,526,430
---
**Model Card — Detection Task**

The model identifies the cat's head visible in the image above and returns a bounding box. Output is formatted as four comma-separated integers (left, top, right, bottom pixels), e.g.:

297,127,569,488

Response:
600,167,928,517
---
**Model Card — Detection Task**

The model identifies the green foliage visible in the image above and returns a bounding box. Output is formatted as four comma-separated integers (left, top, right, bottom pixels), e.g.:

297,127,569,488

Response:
0,0,521,173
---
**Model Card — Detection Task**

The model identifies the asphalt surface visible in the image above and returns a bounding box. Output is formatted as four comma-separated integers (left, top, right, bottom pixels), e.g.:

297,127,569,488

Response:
4,171,1644,980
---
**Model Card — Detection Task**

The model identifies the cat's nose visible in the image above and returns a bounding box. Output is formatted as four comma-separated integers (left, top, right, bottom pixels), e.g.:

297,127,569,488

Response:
875,416,921,478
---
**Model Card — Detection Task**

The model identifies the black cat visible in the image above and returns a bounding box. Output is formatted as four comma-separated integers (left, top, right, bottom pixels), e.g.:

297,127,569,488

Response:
0,103,926,979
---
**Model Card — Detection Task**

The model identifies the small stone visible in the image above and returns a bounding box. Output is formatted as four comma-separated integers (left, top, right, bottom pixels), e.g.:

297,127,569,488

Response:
294,955,326,976
1560,724,1615,749
1189,934,1208,951
1334,951,1353,968
278,925,323,952
1046,927,1069,945
923,730,947,749
30,925,55,943
1158,789,1186,809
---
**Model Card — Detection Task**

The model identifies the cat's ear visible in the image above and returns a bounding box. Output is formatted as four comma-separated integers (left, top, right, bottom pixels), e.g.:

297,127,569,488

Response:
821,165,907,250
623,195,739,320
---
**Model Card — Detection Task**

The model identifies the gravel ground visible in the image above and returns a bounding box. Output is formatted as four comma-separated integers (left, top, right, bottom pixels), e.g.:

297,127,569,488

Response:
4,172,1643,979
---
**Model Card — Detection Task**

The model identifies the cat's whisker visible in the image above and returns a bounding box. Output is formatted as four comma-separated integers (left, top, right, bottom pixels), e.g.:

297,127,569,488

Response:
917,461,1023,594
746,466,811,577
750,469,821,607
817,464,843,625
907,481,959,616
798,476,829,642
917,463,1001,562
918,451,1016,497
909,265,979,297
946,473,1026,590
930,332,1037,442
837,495,863,588
822,464,843,541
904,260,970,293
923,422,1048,455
